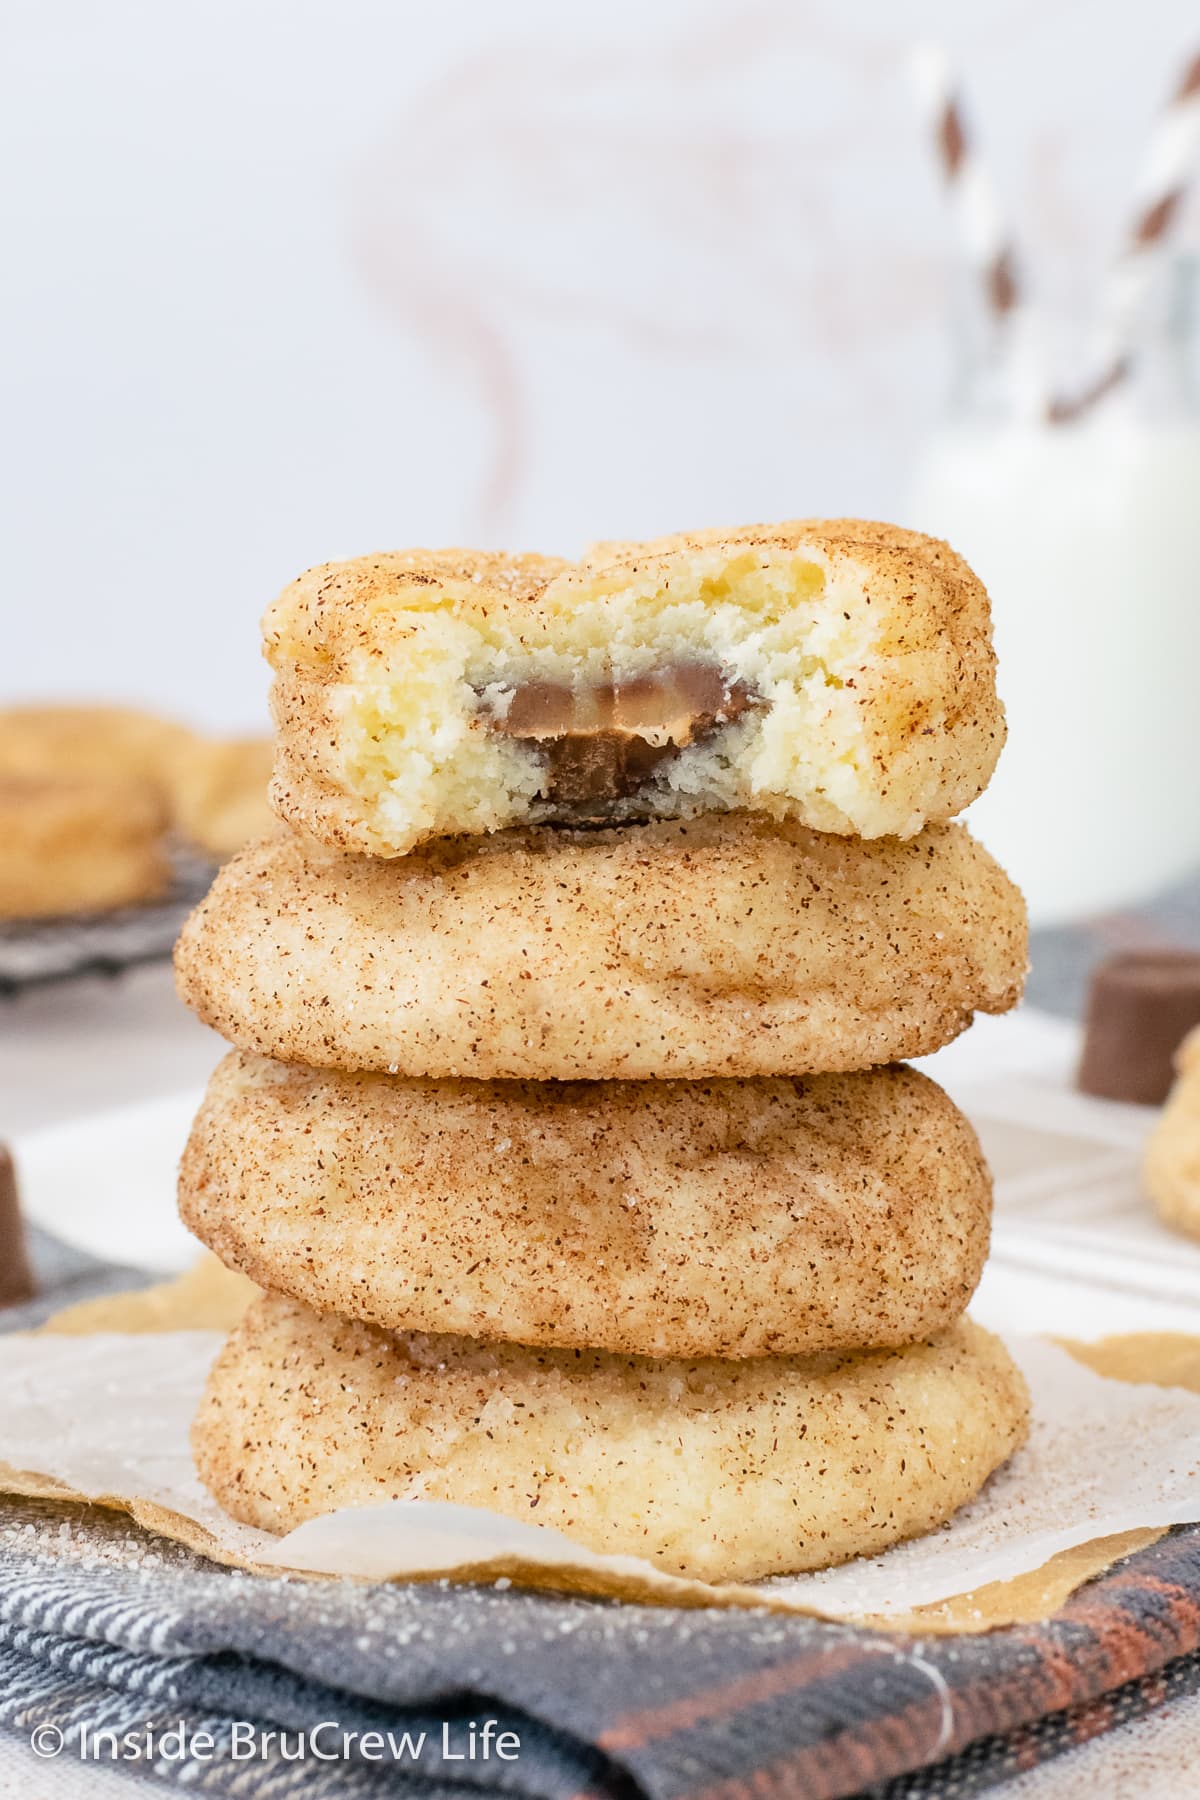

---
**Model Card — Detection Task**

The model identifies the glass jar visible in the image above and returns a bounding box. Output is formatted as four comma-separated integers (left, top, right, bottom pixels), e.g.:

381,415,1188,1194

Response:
906,262,1200,927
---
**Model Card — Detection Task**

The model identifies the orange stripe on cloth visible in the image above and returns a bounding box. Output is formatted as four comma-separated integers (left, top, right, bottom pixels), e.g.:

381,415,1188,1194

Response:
597,1642,866,1751
678,1682,959,1800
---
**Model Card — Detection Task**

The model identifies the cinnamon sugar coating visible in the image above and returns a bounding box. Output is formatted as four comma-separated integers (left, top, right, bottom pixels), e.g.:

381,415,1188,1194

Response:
0,774,169,918
263,519,1003,854
174,814,1027,1079
193,1293,1029,1582
181,1054,992,1357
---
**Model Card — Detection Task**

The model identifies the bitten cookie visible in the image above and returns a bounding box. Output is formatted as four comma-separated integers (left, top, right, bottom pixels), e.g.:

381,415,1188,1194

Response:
1145,1027,1200,1239
0,775,170,919
181,1054,992,1358
264,519,1003,856
193,1294,1029,1582
175,814,1027,1079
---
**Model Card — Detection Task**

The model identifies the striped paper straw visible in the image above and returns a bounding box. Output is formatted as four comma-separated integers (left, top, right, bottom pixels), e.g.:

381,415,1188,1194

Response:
907,42,1022,324
1050,49,1200,422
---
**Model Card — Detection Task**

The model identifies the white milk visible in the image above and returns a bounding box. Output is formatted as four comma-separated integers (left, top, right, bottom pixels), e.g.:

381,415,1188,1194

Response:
907,417,1200,925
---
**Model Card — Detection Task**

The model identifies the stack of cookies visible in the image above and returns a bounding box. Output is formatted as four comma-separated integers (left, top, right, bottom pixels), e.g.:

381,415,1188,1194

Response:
177,519,1030,1583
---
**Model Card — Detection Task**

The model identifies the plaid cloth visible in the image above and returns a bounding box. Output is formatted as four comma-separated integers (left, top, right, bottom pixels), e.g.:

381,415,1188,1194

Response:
4,1476,1200,1800
4,1485,1200,1800
1,885,1200,1798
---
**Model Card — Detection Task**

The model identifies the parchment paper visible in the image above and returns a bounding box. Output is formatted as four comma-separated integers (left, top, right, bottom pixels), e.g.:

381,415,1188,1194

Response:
2,1260,1200,1632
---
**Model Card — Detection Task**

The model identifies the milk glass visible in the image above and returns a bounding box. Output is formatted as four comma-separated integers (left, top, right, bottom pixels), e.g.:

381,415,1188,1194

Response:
906,266,1200,926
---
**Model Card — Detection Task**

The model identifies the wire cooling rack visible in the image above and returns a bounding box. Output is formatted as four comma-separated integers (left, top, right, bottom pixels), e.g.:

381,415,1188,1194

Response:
0,847,215,997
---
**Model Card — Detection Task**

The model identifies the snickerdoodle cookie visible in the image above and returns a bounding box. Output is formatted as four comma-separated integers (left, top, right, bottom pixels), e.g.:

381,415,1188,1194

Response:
0,775,170,919
171,736,275,859
1145,1027,1200,1239
193,1294,1029,1581
264,519,1002,856
174,813,1026,1079
0,704,194,800
180,1054,991,1357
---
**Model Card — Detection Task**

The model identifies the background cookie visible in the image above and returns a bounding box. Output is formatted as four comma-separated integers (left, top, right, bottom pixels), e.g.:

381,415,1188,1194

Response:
264,520,1003,857
1145,1027,1200,1239
171,736,275,859
182,1054,992,1357
0,703,194,802
0,774,170,919
0,704,286,879
194,1294,1029,1583
175,813,1027,1079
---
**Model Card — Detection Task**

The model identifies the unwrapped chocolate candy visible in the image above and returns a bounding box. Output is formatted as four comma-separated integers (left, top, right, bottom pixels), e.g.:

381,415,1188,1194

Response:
0,1144,35,1308
1078,949,1200,1106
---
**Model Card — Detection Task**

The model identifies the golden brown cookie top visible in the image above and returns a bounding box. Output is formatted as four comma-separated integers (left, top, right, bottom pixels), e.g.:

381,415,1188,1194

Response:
173,815,1027,1080
262,519,989,671
0,769,165,834
580,515,977,584
263,548,571,668
0,704,194,788
180,1050,992,1359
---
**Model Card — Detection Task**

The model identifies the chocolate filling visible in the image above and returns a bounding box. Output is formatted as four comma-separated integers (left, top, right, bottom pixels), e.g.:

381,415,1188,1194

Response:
484,664,756,806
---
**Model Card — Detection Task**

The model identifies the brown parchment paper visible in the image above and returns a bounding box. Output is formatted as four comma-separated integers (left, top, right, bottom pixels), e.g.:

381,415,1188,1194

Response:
1,1258,1198,1633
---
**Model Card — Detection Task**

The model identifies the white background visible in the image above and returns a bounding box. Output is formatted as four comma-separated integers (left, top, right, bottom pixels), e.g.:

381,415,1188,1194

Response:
3,0,1197,731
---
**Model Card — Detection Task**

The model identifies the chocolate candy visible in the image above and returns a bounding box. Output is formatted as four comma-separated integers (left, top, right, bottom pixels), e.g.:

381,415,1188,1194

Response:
485,664,756,807
1078,949,1200,1105
0,1143,34,1308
